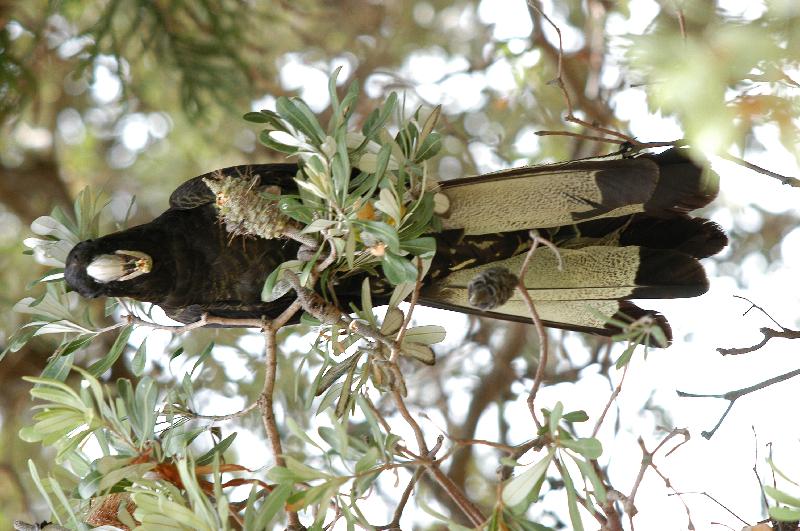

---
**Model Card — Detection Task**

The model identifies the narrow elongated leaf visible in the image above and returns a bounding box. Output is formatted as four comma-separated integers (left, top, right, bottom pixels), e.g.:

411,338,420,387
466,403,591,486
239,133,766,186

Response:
770,505,800,521
362,92,397,139
549,401,563,438
130,377,157,442
87,326,132,377
335,357,359,417
502,449,554,507
276,97,325,144
259,130,300,155
572,456,608,504
561,461,585,531
131,341,147,377
415,131,442,162
190,342,215,376
316,353,361,397
765,485,800,508
252,484,292,530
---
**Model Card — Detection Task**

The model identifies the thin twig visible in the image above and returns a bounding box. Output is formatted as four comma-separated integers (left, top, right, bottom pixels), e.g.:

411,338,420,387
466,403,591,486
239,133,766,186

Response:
677,368,800,439
669,491,750,527
126,313,266,332
177,402,260,422
719,152,800,187
517,232,562,427
259,321,302,528
733,295,786,330
626,429,693,528
377,437,445,530
592,364,628,438
717,296,800,355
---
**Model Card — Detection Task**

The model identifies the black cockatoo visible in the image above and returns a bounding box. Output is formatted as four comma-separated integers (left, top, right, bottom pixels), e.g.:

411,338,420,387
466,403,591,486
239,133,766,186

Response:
64,149,725,342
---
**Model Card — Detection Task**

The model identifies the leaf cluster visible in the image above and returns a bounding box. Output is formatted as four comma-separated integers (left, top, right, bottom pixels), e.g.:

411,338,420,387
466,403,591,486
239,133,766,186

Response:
492,402,605,531
247,69,444,300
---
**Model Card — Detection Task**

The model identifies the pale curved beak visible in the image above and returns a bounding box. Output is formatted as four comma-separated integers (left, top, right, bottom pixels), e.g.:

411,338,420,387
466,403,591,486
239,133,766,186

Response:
86,250,152,283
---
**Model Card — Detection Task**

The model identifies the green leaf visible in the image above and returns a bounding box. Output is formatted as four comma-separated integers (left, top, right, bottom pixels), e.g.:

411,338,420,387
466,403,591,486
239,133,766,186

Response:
400,236,436,257
415,131,442,162
339,78,360,122
402,325,446,345
561,437,603,460
388,282,416,308
362,92,397,140
355,447,380,475
316,353,361,397
360,277,374,319
287,480,345,513
417,105,441,149
398,191,435,240
549,401,564,438
335,357,358,417
276,96,325,144
278,196,314,224
252,484,292,530
381,251,418,285
327,66,343,128
380,307,404,335
131,341,147,377
615,342,637,369
769,505,800,522
650,325,668,348
190,342,215,377
243,111,272,123
353,470,380,498
316,382,344,416
162,425,205,457
401,342,435,365
286,417,325,452
130,377,158,442
374,187,402,224
356,220,400,254
332,126,351,201
502,449,554,507
561,461,585,531
572,456,607,504
286,456,332,482
196,433,237,466
2,323,44,358
563,410,590,423
259,130,300,155
59,334,95,358
27,460,59,522
765,485,800,508
302,219,338,234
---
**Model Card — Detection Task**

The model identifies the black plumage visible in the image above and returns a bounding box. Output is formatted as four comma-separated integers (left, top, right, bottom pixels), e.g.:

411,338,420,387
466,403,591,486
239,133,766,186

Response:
64,149,726,342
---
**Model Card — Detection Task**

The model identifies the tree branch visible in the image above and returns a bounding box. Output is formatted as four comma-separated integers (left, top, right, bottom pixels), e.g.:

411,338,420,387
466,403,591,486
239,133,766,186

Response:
677,368,800,439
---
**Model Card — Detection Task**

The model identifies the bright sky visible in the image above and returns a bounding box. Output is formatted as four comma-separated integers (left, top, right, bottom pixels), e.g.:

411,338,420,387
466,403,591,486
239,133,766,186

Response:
88,0,800,528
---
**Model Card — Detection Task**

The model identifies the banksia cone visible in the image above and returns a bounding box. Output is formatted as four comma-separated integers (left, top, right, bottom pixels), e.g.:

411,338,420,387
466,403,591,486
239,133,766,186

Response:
203,174,292,239
467,266,519,310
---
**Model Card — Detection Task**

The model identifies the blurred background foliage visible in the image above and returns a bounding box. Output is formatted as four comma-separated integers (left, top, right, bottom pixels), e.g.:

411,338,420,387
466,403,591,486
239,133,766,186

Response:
1,0,799,528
